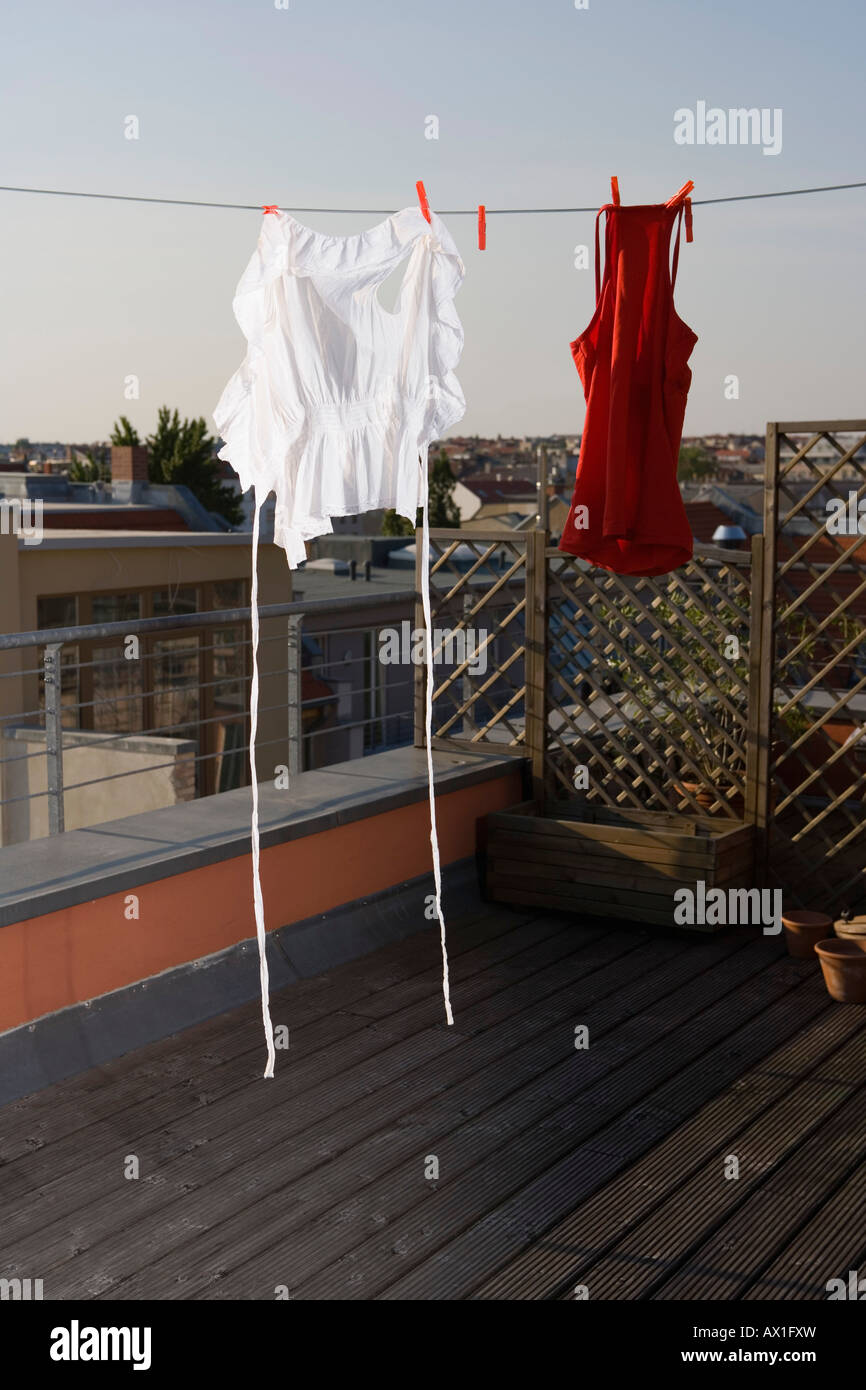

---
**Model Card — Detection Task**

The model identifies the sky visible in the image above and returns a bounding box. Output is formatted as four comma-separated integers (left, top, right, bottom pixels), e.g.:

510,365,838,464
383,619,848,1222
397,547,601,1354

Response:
0,0,864,443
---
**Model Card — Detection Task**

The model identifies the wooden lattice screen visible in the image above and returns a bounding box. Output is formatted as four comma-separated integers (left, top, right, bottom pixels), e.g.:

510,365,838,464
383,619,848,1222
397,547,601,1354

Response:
544,544,757,819
417,529,541,760
421,419,865,912
757,420,866,912
421,527,758,821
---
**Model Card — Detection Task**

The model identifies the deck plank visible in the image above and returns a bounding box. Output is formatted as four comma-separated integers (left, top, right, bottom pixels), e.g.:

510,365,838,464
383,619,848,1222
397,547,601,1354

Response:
474,999,858,1299
9,937,683,1297
1,904,864,1301
0,906,536,1156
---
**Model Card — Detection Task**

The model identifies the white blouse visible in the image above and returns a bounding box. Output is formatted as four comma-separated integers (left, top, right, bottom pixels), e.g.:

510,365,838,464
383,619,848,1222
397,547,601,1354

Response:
214,206,466,564
214,207,466,1076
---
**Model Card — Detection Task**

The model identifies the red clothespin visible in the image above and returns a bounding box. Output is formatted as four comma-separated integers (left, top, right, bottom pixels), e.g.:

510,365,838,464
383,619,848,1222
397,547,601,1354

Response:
262,204,279,215
416,181,431,223
478,204,486,250
610,176,620,206
665,180,694,207
684,197,693,242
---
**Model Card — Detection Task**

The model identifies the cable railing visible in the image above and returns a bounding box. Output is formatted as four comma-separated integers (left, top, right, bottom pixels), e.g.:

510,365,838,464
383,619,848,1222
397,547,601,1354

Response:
0,591,417,841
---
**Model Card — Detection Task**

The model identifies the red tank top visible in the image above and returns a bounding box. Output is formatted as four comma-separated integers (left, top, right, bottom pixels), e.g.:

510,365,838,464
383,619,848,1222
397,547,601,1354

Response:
559,181,697,576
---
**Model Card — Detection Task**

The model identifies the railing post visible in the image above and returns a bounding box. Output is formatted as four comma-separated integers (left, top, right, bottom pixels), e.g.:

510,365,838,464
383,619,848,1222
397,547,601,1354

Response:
536,446,549,532
286,614,303,776
43,641,65,834
525,530,548,805
744,532,766,835
462,590,476,741
754,421,781,885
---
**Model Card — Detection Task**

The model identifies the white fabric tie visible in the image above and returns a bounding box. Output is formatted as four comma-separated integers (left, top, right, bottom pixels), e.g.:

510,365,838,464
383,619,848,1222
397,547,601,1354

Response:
250,496,277,1078
420,443,453,1026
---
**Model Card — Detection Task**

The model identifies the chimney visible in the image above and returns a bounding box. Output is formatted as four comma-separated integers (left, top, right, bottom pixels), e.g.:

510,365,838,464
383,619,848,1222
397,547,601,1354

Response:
111,445,149,483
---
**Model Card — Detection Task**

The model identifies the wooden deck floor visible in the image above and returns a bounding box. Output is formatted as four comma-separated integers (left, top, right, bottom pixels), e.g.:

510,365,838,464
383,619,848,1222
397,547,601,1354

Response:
1,906,865,1300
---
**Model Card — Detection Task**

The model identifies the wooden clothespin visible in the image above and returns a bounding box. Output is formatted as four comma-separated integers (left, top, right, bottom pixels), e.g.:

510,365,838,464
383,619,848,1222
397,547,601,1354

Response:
416,181,432,223
478,204,486,250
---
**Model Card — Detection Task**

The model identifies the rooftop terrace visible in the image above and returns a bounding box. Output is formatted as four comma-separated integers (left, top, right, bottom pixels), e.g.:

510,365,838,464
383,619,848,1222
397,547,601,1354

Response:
2,903,863,1300
1,419,864,1307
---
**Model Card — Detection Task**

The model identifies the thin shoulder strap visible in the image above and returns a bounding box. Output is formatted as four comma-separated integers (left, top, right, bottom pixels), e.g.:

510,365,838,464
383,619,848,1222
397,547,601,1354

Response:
595,180,621,302
594,206,606,303
671,203,684,290
667,179,694,290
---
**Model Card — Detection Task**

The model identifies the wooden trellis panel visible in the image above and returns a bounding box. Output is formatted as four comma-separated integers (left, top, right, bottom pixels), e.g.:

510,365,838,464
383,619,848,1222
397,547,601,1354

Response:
758,420,866,912
545,544,757,820
417,529,537,760
420,419,865,915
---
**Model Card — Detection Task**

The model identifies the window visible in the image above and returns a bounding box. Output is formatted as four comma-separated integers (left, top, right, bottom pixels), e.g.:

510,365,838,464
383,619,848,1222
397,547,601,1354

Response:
212,628,246,791
152,587,198,617
213,579,246,611
34,579,251,793
91,593,141,624
37,596,77,630
92,644,145,732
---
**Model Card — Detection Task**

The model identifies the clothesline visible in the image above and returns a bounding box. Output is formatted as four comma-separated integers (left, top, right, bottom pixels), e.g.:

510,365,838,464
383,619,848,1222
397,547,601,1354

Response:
0,179,864,215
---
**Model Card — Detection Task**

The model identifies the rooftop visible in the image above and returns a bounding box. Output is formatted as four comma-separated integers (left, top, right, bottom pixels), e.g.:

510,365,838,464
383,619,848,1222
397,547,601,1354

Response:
2,904,862,1299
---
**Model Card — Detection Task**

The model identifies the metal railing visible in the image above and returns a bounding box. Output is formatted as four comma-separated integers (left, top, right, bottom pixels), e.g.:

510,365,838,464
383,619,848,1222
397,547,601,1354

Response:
0,591,416,840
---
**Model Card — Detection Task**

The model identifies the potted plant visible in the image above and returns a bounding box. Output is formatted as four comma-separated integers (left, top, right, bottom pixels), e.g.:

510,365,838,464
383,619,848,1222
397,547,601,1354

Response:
781,909,834,959
834,908,866,943
815,937,866,1004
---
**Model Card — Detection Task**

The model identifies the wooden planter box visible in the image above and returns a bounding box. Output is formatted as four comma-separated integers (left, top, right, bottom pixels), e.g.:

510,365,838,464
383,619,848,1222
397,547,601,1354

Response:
485,800,756,930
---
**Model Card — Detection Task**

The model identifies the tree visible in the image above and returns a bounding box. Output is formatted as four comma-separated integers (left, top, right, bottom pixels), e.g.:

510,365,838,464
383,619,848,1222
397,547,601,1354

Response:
382,509,415,536
678,445,715,482
69,446,109,482
110,416,141,446
381,451,461,535
145,406,243,526
428,450,460,528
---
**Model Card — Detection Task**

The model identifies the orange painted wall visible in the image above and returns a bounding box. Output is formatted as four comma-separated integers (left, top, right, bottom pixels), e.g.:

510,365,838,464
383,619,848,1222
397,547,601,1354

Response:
0,770,521,1033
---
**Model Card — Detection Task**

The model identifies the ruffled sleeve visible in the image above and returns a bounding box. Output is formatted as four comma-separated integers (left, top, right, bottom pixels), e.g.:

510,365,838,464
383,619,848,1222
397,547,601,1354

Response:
427,213,466,439
212,215,305,505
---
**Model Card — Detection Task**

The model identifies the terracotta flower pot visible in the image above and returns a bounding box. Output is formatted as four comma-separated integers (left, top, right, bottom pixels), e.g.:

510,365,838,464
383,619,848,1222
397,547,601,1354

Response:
834,915,866,943
781,910,834,959
815,939,866,1004
677,781,745,817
